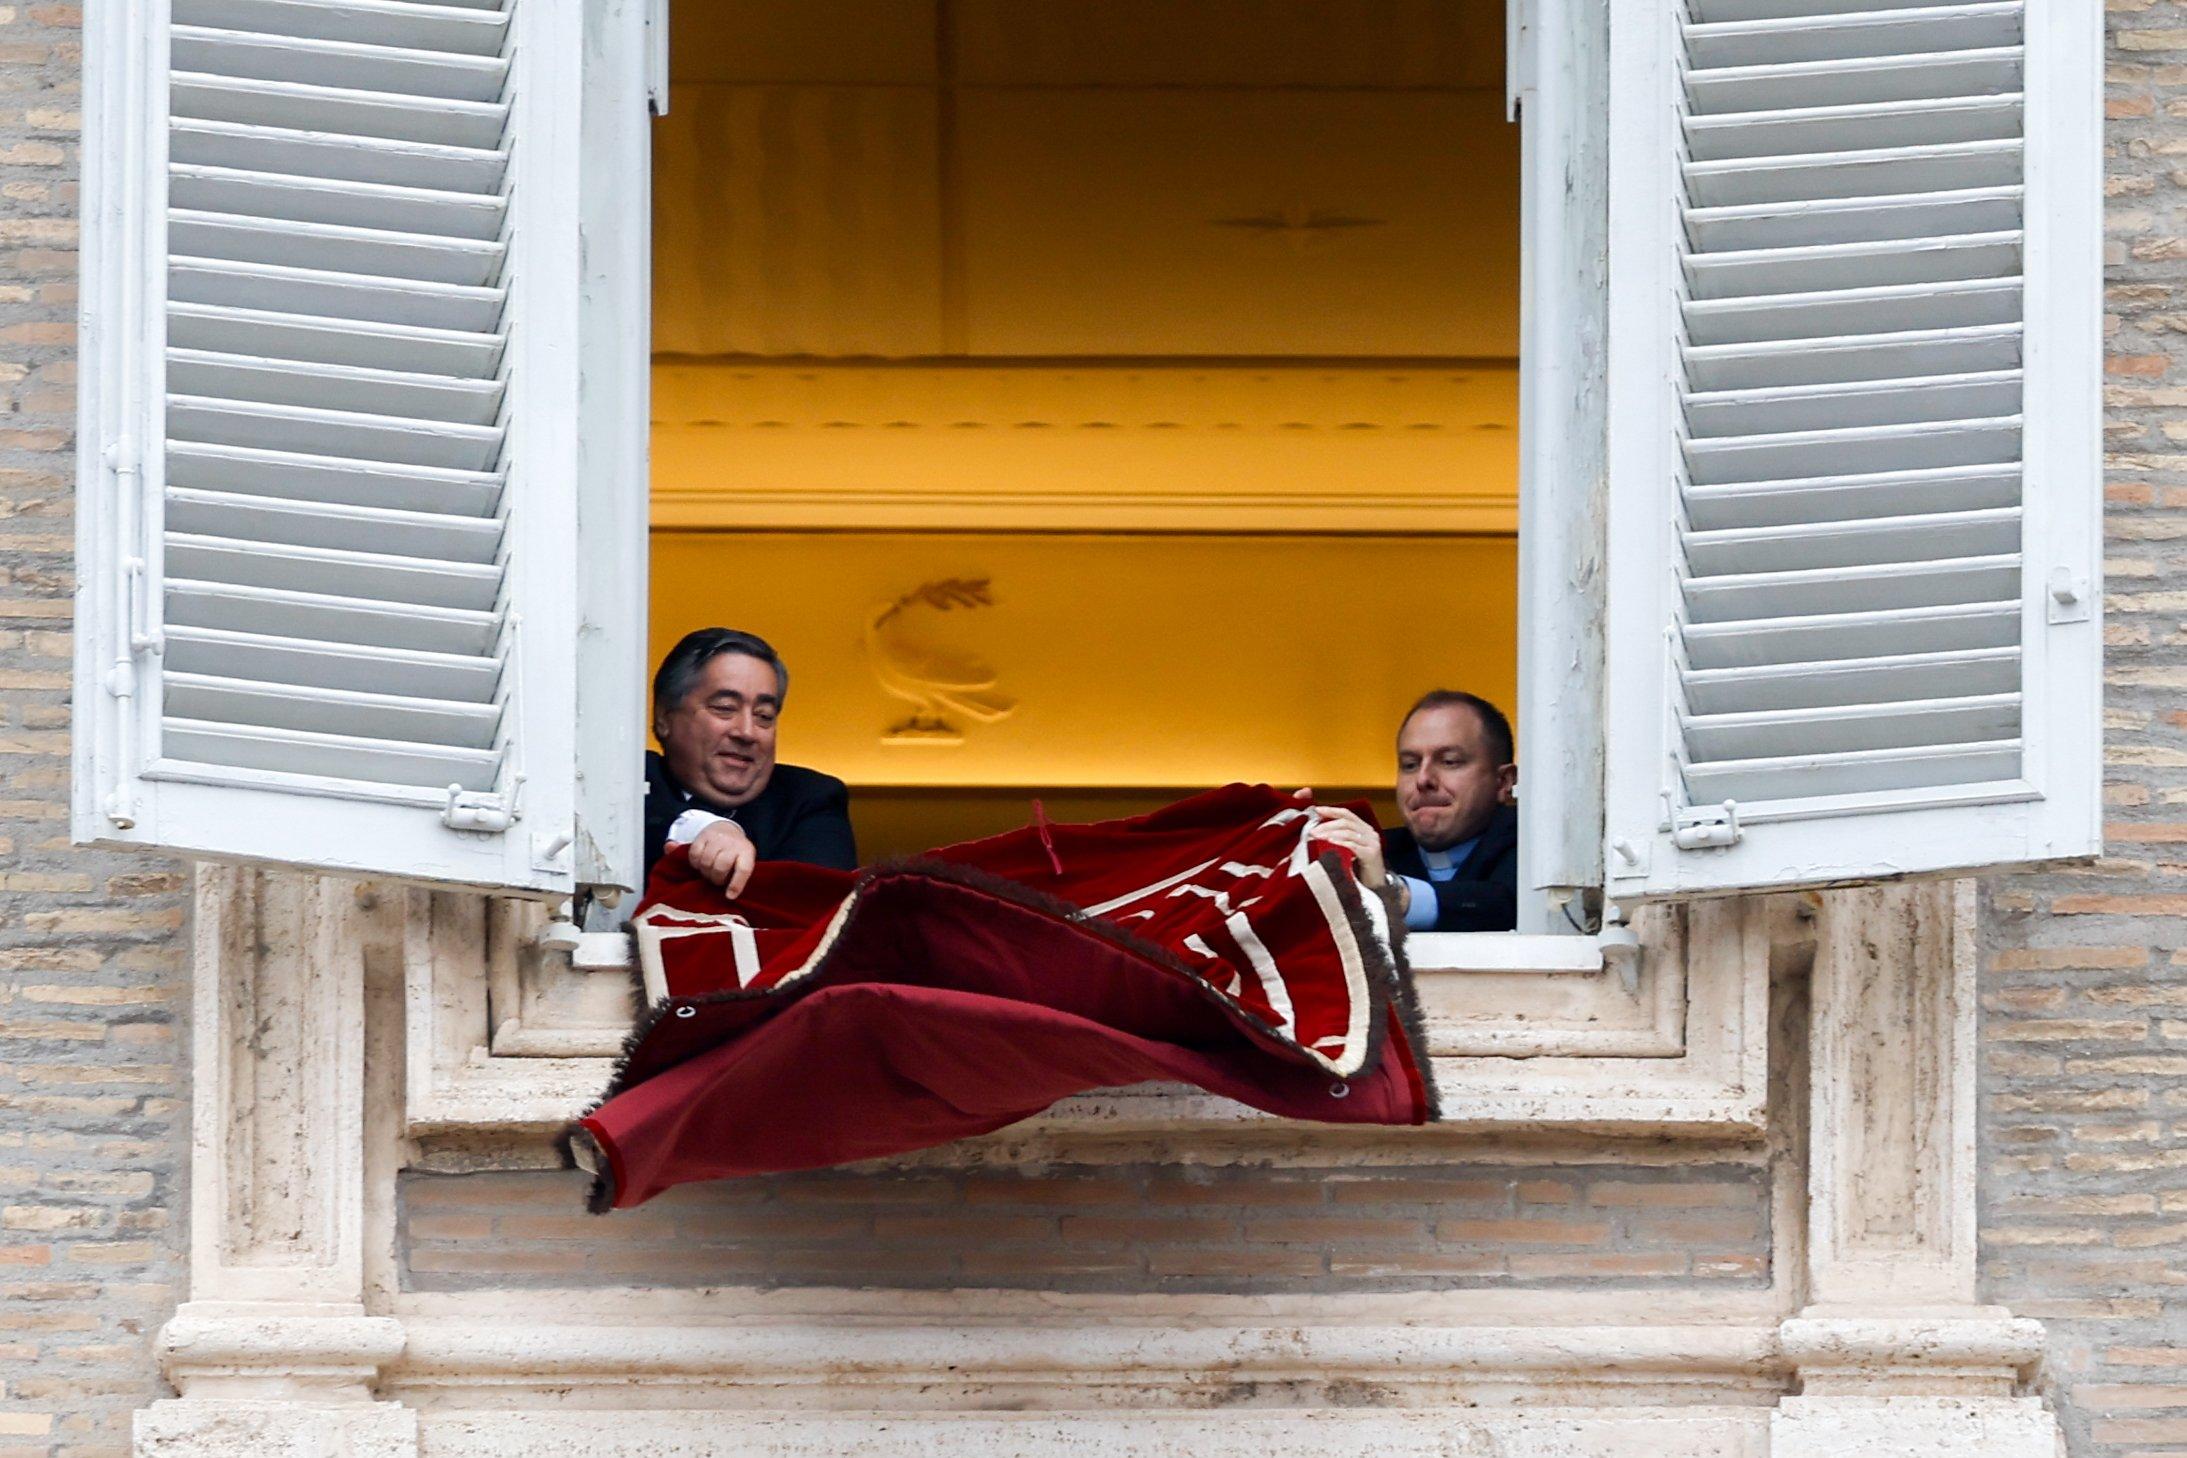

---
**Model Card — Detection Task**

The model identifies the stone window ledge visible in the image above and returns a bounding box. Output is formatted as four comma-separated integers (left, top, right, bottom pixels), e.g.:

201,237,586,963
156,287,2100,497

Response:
400,890,1777,1146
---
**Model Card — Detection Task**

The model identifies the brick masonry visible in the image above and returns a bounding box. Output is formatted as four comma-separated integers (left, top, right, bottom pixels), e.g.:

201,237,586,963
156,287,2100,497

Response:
399,1163,1773,1294
1971,7,2187,1456
0,6,193,1457
0,4,2183,1458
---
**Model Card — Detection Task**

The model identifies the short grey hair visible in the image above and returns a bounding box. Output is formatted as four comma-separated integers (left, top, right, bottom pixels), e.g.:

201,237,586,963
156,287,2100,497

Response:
652,627,789,718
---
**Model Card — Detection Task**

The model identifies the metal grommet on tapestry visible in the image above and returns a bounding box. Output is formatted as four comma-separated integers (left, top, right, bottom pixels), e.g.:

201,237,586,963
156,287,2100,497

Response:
1329,1081,1350,1099
674,1004,697,1019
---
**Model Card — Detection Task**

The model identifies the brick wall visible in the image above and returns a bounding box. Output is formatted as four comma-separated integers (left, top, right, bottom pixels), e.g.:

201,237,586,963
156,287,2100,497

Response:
1974,8,2187,1452
0,7,191,1457
400,1163,1771,1294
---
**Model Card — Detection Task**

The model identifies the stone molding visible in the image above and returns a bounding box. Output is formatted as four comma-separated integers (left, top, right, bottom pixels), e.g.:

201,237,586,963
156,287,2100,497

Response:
190,867,370,1308
1776,1315,2044,1396
403,891,1766,1142
1769,1396,2060,1458
141,869,413,1453
1768,882,2055,1457
1802,882,1980,1309
388,1316,1783,1401
138,870,2063,1455
158,1310,406,1399
136,1398,419,1458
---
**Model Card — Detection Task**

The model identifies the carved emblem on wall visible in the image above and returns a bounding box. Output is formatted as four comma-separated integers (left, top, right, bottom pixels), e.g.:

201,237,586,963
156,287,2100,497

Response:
864,578,1017,746
1213,203,1387,254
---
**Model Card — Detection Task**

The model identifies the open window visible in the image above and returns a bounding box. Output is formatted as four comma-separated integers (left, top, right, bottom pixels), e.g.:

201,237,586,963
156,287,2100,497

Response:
649,1,1528,925
74,0,2101,924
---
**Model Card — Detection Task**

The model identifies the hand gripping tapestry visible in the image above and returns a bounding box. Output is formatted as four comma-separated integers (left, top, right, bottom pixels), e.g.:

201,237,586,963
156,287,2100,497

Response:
570,784,1439,1210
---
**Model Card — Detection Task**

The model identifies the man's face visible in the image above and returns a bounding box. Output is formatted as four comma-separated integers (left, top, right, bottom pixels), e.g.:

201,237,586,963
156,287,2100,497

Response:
1396,703,1516,852
654,651,781,808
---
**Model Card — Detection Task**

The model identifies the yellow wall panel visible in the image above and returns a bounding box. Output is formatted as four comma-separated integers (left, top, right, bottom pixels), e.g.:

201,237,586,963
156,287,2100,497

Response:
955,90,1517,358
651,363,1518,534
950,0,1502,89
652,88,944,358
653,4,1519,360
650,531,1517,793
670,0,938,86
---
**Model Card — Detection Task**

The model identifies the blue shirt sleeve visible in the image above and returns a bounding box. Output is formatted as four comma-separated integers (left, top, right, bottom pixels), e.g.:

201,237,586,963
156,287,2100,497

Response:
1400,875,1441,931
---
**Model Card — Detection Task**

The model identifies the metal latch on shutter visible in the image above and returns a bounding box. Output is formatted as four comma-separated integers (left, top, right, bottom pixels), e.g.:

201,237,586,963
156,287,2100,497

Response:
443,781,520,834
1670,800,1741,850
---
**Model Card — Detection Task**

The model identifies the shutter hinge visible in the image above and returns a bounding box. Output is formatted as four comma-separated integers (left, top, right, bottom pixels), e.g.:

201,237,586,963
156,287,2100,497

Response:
102,441,156,828
1670,800,1741,850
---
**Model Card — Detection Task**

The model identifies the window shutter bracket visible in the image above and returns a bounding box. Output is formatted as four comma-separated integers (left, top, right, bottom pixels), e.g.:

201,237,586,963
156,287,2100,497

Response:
2047,568,2092,626
1597,916,1644,993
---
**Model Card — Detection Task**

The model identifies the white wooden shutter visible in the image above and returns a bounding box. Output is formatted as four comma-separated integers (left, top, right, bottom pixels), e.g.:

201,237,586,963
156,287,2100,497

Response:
1600,0,2100,898
74,0,649,892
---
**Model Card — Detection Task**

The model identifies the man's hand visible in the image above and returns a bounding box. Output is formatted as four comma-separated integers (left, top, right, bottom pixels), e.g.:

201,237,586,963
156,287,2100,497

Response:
1307,805,1390,890
688,820,757,897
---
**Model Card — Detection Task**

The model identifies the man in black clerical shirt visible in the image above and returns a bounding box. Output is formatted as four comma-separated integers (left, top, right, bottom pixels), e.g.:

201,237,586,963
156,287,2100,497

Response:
644,628,857,893
1306,690,1519,933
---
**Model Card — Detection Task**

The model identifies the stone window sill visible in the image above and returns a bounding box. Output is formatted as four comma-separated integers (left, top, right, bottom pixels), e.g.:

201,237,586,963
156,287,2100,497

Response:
403,894,1776,1146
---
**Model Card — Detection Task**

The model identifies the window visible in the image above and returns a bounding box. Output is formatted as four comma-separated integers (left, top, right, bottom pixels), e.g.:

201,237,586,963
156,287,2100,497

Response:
72,0,2102,915
649,2,1524,909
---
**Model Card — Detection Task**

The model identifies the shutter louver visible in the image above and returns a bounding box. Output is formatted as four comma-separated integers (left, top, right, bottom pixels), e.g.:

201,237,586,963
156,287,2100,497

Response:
1602,0,2100,897
161,0,516,798
76,0,651,890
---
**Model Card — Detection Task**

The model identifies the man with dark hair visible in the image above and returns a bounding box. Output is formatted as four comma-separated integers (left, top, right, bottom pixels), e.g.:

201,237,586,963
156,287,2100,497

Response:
645,627,857,892
1307,689,1519,933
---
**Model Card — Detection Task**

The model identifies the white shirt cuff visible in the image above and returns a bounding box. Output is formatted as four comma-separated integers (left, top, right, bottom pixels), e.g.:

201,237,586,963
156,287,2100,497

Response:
666,807,729,845
1400,875,1441,931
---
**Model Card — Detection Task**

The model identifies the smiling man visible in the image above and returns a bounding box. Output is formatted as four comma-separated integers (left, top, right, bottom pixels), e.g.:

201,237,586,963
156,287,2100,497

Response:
1308,690,1519,933
644,627,858,894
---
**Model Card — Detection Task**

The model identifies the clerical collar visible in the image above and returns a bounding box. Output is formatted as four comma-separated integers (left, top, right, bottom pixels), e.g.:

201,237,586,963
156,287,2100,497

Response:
678,783,739,821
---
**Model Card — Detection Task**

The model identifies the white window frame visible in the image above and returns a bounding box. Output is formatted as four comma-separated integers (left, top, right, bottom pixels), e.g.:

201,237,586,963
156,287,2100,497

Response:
1514,0,1613,933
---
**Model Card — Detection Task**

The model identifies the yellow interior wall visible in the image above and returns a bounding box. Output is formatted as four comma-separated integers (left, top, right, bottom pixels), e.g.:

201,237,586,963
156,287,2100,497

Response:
650,1,1519,858
650,531,1518,786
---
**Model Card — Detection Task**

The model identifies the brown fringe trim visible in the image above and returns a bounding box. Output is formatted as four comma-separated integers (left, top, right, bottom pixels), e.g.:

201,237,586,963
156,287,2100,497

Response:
1355,877,1442,1122
565,846,1438,1205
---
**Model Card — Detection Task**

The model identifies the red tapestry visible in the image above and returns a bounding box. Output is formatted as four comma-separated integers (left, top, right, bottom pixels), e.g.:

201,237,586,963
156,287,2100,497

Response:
572,784,1437,1210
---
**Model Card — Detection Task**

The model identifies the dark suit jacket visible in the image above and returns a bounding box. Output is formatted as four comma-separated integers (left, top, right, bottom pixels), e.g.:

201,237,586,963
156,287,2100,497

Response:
643,751,858,884
1382,803,1518,933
